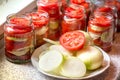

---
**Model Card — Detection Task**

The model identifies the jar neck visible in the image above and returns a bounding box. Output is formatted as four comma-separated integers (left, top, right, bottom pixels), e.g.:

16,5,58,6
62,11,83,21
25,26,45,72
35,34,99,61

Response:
37,0,60,6
64,3,86,19
64,15,86,21
6,13,32,26
89,13,114,27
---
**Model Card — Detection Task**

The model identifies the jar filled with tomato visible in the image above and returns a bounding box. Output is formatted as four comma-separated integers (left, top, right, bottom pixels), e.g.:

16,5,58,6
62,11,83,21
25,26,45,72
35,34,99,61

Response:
93,5,118,37
46,18,60,40
4,13,34,63
37,0,61,19
115,0,120,32
104,0,120,32
37,0,61,40
70,0,92,23
87,13,114,52
61,0,69,12
61,4,86,34
27,10,49,48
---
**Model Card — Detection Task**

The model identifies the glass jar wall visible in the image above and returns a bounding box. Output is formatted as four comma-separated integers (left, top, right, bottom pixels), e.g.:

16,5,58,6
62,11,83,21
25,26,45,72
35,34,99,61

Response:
4,13,34,63
87,13,114,52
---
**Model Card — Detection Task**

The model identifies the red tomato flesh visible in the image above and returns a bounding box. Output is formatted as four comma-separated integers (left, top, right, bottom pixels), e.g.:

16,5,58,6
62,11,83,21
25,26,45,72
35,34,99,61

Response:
65,4,85,18
37,0,60,18
90,16,111,27
71,0,85,4
60,30,85,51
95,7,112,13
10,17,30,26
28,11,49,29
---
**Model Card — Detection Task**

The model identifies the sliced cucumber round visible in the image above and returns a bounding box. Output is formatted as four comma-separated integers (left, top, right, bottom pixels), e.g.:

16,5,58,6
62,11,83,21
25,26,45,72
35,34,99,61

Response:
88,31,101,40
8,48,29,56
60,57,86,78
39,50,63,73
9,46,33,56
91,24,108,32
6,36,27,42
35,26,48,35
49,20,59,30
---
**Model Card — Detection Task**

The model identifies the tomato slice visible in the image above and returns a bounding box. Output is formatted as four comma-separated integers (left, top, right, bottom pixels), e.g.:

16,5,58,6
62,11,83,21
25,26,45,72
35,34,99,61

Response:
71,0,85,4
90,16,111,27
10,17,30,26
95,6,112,13
60,30,85,51
81,2,90,10
65,4,85,18
27,11,49,29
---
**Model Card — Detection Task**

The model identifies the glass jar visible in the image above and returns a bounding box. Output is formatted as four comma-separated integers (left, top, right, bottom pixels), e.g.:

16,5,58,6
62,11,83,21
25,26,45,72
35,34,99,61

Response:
4,13,34,63
93,5,118,35
61,0,69,13
47,17,60,40
37,0,61,19
116,0,120,32
27,10,49,48
70,0,92,22
87,13,114,52
61,4,86,34
37,0,61,40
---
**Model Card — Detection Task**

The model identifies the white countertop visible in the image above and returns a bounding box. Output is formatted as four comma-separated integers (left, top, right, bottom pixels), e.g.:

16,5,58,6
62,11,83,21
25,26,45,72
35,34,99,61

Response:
0,0,35,25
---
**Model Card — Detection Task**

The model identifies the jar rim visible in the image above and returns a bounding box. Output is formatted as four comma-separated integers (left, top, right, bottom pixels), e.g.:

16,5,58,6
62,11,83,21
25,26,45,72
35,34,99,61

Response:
6,13,32,26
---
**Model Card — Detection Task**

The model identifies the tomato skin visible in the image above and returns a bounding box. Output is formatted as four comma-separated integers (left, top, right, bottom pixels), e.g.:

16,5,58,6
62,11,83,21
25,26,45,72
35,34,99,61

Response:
65,5,85,19
27,11,49,29
80,2,90,10
90,16,112,27
60,30,85,51
95,7,112,13
10,17,30,26
37,0,60,18
61,17,86,34
71,0,85,4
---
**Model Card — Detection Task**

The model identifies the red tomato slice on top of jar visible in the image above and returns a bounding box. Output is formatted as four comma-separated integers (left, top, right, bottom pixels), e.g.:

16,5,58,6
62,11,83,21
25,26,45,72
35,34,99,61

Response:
60,30,85,51
95,7,112,13
71,0,85,4
27,11,49,29
80,2,90,10
9,17,30,26
7,17,32,34
65,4,85,19
91,16,112,27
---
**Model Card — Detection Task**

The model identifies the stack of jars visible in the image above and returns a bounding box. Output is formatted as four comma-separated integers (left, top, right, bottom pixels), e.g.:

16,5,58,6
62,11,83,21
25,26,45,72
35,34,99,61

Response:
5,0,120,64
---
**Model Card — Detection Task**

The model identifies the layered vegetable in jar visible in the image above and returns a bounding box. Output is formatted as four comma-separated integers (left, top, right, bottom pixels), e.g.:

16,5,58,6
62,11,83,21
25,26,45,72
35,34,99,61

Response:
27,10,49,48
4,14,34,63
87,13,114,52
61,4,86,34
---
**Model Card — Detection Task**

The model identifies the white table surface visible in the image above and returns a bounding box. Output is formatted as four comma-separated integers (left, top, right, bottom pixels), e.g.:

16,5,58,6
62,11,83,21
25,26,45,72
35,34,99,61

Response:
0,0,35,26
